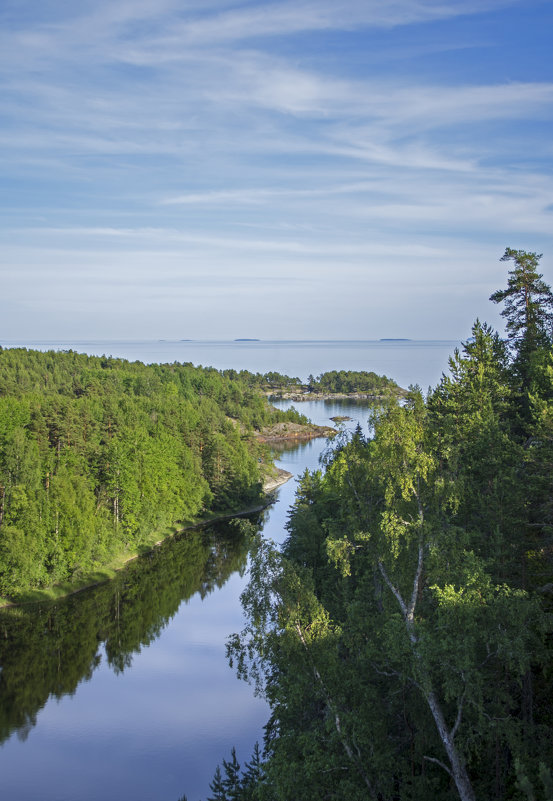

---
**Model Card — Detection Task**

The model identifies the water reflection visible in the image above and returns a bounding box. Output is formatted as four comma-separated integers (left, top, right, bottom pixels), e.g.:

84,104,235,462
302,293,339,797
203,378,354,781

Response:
271,396,378,434
0,519,257,747
0,399,375,800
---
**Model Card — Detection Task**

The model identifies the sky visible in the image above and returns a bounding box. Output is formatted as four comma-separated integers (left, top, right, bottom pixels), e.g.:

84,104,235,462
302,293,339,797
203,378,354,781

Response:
1,0,552,341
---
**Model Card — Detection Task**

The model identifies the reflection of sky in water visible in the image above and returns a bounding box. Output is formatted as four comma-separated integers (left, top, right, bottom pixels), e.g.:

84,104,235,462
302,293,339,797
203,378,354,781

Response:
0,573,271,801
0,399,385,801
272,397,376,433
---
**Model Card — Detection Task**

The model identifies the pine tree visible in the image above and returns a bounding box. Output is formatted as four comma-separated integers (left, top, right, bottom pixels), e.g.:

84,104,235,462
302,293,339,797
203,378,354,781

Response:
222,747,242,801
241,742,265,800
490,248,553,399
207,765,227,801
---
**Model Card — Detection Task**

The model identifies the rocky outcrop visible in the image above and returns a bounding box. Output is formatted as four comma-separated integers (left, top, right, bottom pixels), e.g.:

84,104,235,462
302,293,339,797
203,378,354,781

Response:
255,421,336,443
267,390,403,401
263,467,294,493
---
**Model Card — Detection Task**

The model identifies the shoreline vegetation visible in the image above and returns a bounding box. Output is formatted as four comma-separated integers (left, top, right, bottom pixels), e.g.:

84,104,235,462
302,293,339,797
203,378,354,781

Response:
0,467,293,609
0,347,312,605
1,347,365,607
268,390,398,401
220,367,405,400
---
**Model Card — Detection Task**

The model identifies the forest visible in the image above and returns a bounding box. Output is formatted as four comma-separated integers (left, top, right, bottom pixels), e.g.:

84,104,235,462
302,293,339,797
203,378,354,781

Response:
306,369,402,395
0,349,303,599
201,250,553,801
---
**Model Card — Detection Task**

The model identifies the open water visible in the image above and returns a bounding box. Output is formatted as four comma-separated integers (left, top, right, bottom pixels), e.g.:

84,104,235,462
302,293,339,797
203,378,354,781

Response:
0,340,460,801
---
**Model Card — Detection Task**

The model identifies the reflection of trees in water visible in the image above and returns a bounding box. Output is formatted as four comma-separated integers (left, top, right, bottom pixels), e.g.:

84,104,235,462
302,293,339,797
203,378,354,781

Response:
0,517,259,744
268,440,318,457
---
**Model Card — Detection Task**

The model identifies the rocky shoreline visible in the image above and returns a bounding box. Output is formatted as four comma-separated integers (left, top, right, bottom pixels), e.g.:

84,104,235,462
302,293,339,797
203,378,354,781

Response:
255,420,336,443
263,466,294,492
267,390,402,401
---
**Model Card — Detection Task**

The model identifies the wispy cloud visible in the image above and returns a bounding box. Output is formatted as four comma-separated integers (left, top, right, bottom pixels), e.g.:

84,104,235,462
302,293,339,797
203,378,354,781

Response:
1,0,551,339
118,0,518,48
0,0,513,63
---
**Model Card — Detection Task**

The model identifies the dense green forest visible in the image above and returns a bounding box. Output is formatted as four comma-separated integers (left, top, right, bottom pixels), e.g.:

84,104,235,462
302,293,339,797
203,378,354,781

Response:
306,369,402,395
222,369,303,389
0,349,303,599
203,250,553,801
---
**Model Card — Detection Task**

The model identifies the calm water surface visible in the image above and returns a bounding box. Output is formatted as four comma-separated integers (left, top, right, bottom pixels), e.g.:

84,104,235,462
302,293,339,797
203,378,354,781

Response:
0,342,458,801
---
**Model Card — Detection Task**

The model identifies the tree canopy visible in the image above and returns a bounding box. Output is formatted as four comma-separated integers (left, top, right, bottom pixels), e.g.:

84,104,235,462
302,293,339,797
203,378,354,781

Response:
490,248,553,348
0,348,302,599
210,250,553,801
490,248,553,399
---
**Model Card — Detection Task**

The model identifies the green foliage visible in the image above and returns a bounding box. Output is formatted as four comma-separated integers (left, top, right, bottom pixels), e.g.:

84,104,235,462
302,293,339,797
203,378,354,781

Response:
208,766,227,801
490,249,553,350
308,369,401,395
0,348,277,597
206,744,270,801
490,248,553,414
216,251,553,801
222,369,302,391
221,367,402,399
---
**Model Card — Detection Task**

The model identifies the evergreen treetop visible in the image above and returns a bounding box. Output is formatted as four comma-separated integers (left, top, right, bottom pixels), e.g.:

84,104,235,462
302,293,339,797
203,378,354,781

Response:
490,248,553,346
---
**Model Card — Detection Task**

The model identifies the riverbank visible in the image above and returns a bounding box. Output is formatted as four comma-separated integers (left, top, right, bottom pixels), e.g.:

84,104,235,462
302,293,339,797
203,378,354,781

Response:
0,470,293,610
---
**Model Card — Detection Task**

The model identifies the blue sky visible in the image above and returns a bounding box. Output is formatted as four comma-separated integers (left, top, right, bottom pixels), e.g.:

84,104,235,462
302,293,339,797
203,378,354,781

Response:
1,0,552,340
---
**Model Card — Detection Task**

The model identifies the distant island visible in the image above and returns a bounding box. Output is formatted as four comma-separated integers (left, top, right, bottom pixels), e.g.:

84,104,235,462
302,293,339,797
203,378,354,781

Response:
234,338,260,342
379,338,411,341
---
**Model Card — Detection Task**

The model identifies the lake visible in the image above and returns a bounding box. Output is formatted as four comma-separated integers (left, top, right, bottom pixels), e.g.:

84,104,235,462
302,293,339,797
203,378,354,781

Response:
0,340,460,801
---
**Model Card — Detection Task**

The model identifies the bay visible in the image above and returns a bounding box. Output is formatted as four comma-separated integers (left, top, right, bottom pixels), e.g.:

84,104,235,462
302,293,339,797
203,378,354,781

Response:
0,340,459,801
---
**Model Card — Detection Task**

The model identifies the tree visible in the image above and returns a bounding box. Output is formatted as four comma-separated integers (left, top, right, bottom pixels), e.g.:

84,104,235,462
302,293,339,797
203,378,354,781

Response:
490,248,553,396
428,320,524,582
230,384,540,801
222,747,242,801
207,765,227,801
240,742,266,800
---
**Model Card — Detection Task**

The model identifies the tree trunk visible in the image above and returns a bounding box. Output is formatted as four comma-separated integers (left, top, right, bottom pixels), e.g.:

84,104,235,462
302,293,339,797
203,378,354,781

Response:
425,690,477,801
378,558,477,801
